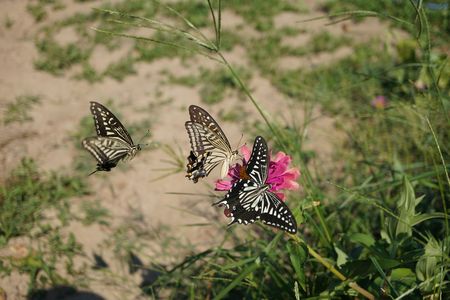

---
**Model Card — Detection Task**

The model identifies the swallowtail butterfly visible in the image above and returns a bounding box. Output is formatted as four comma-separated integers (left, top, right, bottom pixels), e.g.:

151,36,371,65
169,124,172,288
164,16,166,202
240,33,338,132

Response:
82,101,141,175
214,136,297,233
185,105,238,182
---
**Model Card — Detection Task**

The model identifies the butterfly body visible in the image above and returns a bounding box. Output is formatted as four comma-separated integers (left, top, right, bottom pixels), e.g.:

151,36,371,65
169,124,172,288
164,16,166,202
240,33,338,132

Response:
82,102,141,174
214,136,297,233
185,105,237,182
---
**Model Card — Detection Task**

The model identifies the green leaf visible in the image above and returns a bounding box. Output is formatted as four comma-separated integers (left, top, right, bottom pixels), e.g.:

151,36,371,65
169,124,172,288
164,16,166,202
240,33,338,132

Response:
391,268,416,281
395,177,417,237
334,245,348,267
376,257,402,269
411,212,448,226
391,268,416,291
294,281,300,300
416,236,444,288
349,233,375,247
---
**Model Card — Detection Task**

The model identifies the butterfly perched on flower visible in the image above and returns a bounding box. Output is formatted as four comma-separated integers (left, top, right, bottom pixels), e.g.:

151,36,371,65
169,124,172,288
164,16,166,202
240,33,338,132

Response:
185,105,238,183
214,136,297,233
82,101,142,175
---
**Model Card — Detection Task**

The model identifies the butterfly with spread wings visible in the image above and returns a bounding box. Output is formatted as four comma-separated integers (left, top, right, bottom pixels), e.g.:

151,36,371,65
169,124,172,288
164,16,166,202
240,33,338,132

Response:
82,101,141,175
185,105,238,183
214,136,297,234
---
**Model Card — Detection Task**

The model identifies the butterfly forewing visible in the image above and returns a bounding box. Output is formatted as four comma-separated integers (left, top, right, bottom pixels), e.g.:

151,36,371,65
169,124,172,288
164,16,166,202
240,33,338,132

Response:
90,101,134,146
185,121,217,154
245,136,269,185
188,105,232,151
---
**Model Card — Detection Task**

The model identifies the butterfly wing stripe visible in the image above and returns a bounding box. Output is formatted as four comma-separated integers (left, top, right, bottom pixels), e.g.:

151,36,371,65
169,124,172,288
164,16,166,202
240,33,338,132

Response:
188,105,232,150
82,138,109,164
90,101,134,146
185,122,232,154
246,136,269,185
259,192,297,233
214,180,260,225
205,150,232,175
185,121,215,154
82,137,130,165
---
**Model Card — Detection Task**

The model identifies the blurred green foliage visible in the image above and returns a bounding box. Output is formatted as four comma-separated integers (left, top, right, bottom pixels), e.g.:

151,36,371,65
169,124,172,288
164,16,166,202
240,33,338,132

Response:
3,95,40,125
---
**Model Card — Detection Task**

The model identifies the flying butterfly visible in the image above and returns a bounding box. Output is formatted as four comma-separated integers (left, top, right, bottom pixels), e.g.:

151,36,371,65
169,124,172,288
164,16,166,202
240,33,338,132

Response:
213,136,297,234
82,101,142,175
185,105,238,183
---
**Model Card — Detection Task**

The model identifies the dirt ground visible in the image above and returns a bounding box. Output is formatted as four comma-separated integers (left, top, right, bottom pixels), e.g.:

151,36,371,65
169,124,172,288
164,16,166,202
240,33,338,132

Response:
0,0,404,299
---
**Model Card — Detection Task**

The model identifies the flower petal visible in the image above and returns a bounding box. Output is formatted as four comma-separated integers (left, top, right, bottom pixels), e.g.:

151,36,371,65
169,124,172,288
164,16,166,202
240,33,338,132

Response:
240,145,251,163
215,179,232,191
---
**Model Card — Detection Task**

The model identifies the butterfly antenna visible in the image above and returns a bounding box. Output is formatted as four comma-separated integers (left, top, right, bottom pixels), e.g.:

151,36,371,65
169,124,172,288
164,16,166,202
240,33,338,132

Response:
88,169,98,176
137,129,151,147
235,133,245,158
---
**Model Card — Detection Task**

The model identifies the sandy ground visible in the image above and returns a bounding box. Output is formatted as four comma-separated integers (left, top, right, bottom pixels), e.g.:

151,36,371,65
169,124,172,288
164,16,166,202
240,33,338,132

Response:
0,0,404,299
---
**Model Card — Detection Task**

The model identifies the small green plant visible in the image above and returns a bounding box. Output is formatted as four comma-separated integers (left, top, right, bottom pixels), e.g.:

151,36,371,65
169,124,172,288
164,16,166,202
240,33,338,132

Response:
103,55,136,81
34,36,90,75
3,95,40,125
134,32,194,63
27,2,48,22
0,158,88,245
27,0,65,22
199,67,251,104
3,15,14,29
79,200,110,226
227,0,304,31
170,67,251,104
75,63,103,83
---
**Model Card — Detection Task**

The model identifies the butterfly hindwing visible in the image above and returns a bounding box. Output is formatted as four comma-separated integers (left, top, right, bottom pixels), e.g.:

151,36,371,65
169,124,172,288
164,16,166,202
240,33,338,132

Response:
90,101,134,146
259,192,297,233
82,137,130,164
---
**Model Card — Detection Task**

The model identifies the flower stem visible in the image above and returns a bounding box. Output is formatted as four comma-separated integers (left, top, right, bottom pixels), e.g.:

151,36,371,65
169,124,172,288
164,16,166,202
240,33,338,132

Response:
290,234,375,300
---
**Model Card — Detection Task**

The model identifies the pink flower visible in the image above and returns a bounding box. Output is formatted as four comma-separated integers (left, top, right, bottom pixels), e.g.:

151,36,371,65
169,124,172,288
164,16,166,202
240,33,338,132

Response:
267,151,300,200
215,145,300,201
371,96,388,109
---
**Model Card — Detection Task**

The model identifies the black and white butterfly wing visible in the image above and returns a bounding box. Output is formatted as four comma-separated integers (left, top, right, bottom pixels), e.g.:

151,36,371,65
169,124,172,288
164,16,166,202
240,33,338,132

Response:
82,137,132,172
258,192,297,233
188,105,232,152
185,105,236,180
245,136,269,185
90,101,134,146
214,179,260,225
186,151,208,183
